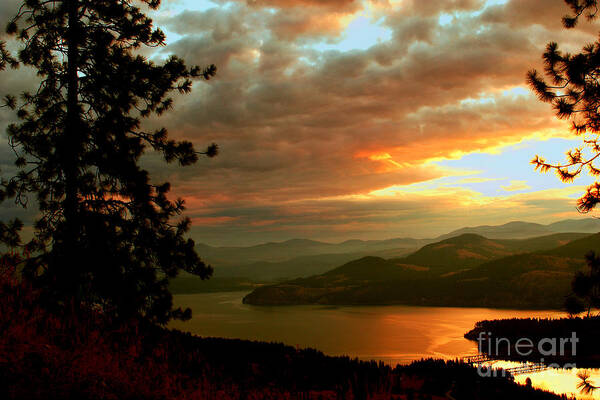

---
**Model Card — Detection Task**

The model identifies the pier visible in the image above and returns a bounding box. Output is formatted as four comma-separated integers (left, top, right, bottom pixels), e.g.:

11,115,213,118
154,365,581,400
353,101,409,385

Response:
461,355,549,375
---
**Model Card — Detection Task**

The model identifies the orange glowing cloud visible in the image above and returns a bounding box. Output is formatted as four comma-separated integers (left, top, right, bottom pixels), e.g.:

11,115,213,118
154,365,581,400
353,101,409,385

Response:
118,0,600,243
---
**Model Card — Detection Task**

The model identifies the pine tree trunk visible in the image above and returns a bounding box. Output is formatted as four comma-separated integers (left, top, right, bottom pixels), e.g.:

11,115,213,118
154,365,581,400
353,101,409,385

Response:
64,0,80,293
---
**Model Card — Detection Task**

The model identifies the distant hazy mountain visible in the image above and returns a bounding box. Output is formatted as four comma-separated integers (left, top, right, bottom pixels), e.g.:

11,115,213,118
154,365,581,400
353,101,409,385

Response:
196,218,599,267
243,233,600,308
214,251,415,281
196,237,429,267
185,218,599,292
437,219,600,240
437,221,551,240
547,218,600,233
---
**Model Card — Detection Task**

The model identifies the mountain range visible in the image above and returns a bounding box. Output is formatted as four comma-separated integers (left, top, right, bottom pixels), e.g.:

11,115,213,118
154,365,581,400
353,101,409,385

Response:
242,233,600,309
437,219,600,240
171,218,600,296
199,218,599,276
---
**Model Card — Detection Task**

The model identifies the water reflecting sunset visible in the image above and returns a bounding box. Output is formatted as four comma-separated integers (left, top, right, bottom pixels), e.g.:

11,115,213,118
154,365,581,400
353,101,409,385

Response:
173,292,592,398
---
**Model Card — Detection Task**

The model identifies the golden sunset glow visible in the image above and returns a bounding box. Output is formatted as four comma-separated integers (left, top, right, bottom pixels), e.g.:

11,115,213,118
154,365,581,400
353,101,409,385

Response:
73,0,592,245
1,0,596,247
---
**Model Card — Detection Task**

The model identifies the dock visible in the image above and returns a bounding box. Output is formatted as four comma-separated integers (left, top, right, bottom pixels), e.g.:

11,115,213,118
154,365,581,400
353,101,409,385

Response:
461,355,549,375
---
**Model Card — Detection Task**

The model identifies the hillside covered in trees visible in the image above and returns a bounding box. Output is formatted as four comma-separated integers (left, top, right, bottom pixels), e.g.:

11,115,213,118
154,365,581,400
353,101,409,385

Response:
244,233,600,308
171,221,597,293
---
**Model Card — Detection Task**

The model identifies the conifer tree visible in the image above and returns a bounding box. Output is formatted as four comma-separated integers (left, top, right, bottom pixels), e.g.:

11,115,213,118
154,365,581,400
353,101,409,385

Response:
1,0,217,324
528,0,600,213
565,252,600,316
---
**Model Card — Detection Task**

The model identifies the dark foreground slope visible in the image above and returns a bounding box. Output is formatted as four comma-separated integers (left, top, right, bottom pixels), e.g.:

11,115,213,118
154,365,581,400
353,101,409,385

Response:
0,271,567,400
244,233,600,308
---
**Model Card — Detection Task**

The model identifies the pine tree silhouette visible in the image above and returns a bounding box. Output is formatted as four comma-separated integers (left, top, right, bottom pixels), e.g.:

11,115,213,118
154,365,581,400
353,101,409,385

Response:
528,0,600,213
1,0,217,324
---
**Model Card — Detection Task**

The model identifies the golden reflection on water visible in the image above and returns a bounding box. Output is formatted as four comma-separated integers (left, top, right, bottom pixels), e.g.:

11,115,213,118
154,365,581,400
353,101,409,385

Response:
173,292,595,399
490,362,600,400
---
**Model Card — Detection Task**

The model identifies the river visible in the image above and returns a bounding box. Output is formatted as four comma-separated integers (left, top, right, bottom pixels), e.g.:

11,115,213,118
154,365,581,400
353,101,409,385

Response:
171,291,600,399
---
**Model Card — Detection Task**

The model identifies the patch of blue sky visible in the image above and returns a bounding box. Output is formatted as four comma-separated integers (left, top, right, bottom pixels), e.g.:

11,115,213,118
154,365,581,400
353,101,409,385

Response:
155,0,220,45
438,13,453,26
459,86,532,106
297,56,318,67
470,0,509,18
434,138,598,197
162,0,218,14
459,96,496,106
446,0,508,21
486,0,509,6
311,16,392,53
502,86,531,97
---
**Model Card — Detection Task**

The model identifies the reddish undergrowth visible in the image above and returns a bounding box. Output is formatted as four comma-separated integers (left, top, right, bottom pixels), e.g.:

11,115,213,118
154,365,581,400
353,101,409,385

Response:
0,264,186,399
0,263,349,399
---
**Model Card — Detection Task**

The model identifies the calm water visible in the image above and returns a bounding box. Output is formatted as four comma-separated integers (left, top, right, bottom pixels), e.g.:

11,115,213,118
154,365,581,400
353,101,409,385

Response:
171,291,600,399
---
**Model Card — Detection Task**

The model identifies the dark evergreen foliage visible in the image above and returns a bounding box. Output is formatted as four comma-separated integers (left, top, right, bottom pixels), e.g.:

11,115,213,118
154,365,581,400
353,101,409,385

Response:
0,0,217,324
565,251,600,315
528,0,600,213
465,316,600,367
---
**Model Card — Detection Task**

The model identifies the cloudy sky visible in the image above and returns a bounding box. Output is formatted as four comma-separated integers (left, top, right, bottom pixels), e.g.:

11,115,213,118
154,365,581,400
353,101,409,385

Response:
2,0,600,245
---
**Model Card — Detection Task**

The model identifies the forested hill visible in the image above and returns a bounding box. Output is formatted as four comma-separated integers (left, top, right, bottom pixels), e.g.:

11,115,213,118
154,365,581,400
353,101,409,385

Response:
174,230,590,293
184,218,599,285
243,233,600,308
